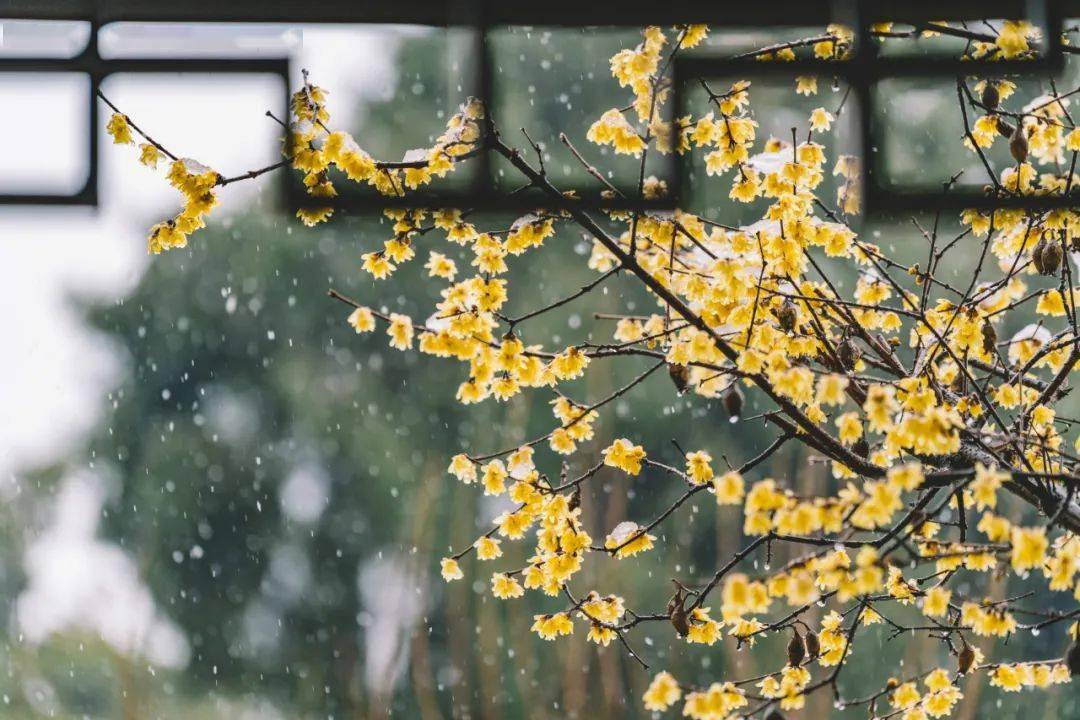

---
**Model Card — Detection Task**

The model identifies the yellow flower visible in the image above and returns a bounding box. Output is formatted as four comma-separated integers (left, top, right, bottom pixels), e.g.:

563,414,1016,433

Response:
809,107,834,132
990,664,1023,691
1036,290,1066,317
795,76,818,95
1010,526,1048,572
603,438,647,475
680,25,709,49
297,207,333,227
836,412,863,444
440,557,463,581
550,346,590,379
587,624,617,646
474,536,502,560
586,108,646,156
712,470,745,505
481,460,508,495
816,374,848,405
387,313,414,350
642,671,682,711
106,113,134,145
531,612,574,640
138,143,162,167
996,21,1033,58
686,450,714,484
863,384,898,432
448,454,477,483
1068,127,1080,152
605,521,655,558
683,682,747,720
362,252,395,280
891,682,920,709
970,463,1006,510
686,607,722,644
922,586,951,617
491,572,524,599
347,306,376,333
887,462,924,491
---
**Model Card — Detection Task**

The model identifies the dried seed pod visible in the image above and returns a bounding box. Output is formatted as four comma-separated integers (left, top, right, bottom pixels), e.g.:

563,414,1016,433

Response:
777,300,798,333
1041,239,1063,276
1068,638,1080,677
981,82,1000,111
568,486,581,512
804,630,821,661
838,339,859,371
668,363,690,394
787,630,806,667
667,591,690,637
723,384,745,422
765,710,786,720
1031,237,1047,274
981,321,998,356
958,644,976,675
1009,122,1029,164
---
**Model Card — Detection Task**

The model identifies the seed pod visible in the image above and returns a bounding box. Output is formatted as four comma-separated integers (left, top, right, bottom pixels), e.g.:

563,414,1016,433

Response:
765,710,786,720
668,363,690,394
981,321,998,356
981,82,1000,111
667,591,690,637
958,644,976,675
1010,122,1029,164
838,339,859,371
1041,239,1063,276
568,486,581,512
777,300,798,333
723,384,745,422
787,630,806,667
804,630,821,660
1068,638,1080,677
1031,237,1048,275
